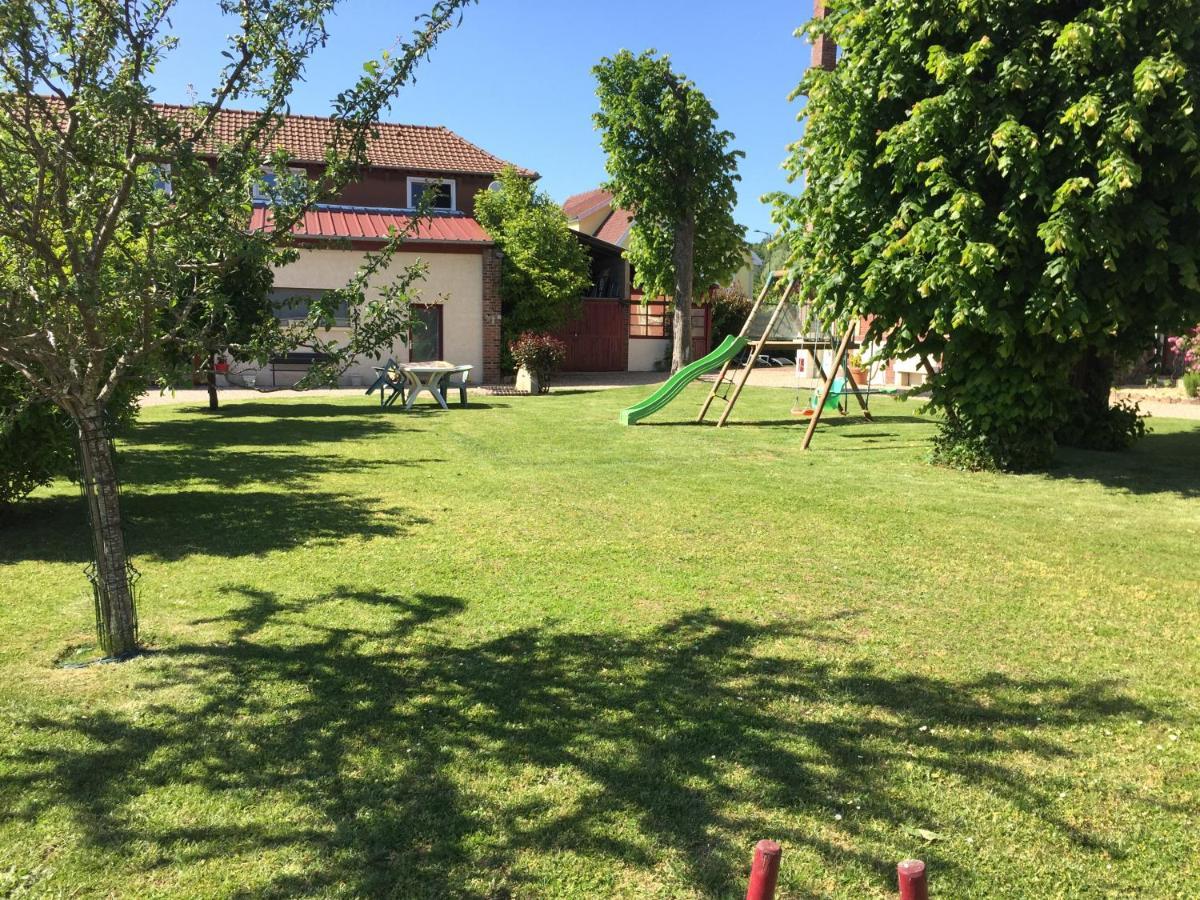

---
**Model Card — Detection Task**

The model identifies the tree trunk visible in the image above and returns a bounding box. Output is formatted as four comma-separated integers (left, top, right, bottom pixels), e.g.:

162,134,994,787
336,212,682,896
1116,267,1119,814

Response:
206,354,219,410
671,214,696,373
1070,347,1115,427
76,409,139,657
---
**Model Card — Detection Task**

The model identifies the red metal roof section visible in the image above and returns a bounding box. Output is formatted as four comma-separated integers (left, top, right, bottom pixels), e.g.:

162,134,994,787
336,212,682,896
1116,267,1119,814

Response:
250,206,492,244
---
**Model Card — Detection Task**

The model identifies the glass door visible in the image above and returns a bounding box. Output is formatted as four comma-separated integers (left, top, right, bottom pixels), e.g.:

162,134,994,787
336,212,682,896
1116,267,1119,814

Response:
409,305,443,362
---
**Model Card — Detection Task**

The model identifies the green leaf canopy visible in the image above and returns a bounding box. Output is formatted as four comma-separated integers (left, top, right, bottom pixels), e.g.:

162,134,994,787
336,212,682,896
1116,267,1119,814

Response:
774,0,1200,468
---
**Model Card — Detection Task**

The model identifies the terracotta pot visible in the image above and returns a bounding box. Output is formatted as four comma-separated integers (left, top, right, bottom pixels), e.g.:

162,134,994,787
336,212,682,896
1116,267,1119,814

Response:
849,367,869,385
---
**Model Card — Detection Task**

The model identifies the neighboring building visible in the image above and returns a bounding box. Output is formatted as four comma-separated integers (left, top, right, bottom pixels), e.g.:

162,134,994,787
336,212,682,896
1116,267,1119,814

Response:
561,187,762,371
562,189,927,385
563,188,761,294
177,104,536,386
562,188,635,248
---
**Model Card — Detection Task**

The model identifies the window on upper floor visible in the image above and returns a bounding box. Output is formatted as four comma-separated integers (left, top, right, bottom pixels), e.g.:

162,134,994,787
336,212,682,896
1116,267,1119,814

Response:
407,176,455,211
253,166,308,203
151,163,172,196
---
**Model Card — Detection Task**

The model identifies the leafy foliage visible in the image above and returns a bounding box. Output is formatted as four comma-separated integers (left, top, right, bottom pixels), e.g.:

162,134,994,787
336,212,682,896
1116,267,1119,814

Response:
474,167,591,369
0,0,474,654
700,285,753,347
774,0,1200,469
507,332,567,392
0,367,139,511
593,50,746,369
168,248,278,409
0,369,74,511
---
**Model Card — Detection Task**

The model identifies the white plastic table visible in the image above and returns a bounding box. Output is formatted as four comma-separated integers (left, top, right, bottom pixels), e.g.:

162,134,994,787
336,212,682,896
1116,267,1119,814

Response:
401,364,471,411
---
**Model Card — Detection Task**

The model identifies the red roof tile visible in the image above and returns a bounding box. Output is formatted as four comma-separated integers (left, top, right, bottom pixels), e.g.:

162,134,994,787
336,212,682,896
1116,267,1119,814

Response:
250,205,492,244
28,96,531,177
154,103,534,177
562,188,614,219
595,208,634,246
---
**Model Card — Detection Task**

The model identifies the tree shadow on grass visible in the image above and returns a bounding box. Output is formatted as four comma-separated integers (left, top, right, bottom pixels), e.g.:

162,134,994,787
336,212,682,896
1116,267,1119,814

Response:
0,491,426,564
133,404,406,450
117,445,445,490
0,401,438,563
1050,427,1200,498
640,414,931,429
0,590,1161,897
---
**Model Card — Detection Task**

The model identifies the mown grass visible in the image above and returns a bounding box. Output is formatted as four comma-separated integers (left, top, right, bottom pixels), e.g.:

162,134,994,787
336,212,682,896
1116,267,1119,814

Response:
0,385,1197,898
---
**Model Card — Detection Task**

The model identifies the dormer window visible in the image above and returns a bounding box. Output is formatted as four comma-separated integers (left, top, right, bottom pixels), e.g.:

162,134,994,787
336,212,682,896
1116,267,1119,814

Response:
253,166,307,203
407,176,455,211
151,164,172,196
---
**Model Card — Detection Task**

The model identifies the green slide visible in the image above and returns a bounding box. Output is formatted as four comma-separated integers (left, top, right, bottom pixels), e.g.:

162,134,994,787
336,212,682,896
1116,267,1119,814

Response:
619,335,748,425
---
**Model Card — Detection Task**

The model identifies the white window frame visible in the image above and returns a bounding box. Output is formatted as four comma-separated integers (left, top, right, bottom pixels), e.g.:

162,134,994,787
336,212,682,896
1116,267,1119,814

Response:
253,166,307,202
406,176,456,211
152,163,173,196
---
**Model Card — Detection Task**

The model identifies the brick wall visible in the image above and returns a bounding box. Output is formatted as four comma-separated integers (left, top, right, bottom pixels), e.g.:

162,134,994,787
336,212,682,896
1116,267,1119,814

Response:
811,1,837,72
482,247,503,382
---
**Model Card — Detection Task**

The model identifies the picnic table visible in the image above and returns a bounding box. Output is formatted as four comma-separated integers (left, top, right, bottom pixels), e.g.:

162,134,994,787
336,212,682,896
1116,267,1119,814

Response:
367,360,473,410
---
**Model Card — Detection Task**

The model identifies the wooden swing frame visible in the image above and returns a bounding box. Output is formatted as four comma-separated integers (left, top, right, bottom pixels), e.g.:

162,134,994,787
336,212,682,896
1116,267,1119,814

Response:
696,271,871,448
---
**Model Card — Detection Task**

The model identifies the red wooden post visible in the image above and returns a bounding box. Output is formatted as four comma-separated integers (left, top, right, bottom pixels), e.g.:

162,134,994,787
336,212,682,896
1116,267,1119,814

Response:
745,840,782,900
898,859,928,900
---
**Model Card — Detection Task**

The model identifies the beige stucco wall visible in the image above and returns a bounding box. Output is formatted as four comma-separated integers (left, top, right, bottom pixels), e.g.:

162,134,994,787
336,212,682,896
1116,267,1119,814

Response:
628,338,670,372
240,247,483,388
570,206,612,239
728,262,754,297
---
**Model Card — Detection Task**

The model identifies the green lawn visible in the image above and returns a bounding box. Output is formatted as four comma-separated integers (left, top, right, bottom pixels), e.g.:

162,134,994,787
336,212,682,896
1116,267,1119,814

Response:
1,386,1197,898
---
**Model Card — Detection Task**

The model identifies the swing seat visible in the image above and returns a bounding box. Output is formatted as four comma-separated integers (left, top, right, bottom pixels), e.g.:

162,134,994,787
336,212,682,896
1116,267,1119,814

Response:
810,377,850,414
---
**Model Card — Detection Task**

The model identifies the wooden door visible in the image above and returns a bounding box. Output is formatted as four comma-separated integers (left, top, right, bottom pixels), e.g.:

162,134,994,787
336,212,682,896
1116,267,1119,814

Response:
691,305,712,360
556,299,629,372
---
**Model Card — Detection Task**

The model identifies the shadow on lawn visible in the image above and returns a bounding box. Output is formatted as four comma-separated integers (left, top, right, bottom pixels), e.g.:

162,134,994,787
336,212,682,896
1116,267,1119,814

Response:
0,491,425,564
1052,427,1200,498
0,402,437,564
1,590,1159,897
641,414,930,429
133,403,408,449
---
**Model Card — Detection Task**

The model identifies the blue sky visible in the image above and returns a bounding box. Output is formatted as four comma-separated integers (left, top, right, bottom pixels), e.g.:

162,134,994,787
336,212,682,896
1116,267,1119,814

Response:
149,0,818,237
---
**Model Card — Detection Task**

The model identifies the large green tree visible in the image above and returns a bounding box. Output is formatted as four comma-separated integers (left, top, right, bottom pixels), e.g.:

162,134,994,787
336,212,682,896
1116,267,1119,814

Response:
593,50,746,371
0,0,474,656
474,166,591,366
774,0,1200,469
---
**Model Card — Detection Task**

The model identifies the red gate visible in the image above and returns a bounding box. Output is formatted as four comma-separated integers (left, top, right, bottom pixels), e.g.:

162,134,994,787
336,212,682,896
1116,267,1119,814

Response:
556,298,629,372
692,305,712,360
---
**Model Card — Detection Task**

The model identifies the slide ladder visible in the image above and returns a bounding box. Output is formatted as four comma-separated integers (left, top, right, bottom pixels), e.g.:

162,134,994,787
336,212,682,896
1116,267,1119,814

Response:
697,272,799,426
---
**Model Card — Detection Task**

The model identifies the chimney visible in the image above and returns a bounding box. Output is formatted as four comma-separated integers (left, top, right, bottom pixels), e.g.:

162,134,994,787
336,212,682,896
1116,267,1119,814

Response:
811,0,837,71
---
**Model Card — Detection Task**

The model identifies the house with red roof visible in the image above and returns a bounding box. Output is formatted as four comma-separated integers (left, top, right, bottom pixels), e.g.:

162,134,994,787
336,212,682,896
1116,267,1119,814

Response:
561,187,763,371
170,103,534,386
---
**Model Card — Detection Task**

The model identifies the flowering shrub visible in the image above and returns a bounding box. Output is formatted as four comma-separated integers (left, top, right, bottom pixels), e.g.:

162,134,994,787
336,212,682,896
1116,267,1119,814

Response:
1166,326,1200,377
508,332,567,393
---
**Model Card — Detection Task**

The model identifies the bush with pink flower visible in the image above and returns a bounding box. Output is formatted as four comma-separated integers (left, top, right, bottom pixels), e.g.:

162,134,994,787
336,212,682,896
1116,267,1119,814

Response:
508,332,567,393
1166,326,1200,397
1166,326,1200,376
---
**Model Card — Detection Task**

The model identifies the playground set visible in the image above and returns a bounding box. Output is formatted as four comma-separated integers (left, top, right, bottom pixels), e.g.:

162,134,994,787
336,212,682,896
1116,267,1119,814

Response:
619,271,883,448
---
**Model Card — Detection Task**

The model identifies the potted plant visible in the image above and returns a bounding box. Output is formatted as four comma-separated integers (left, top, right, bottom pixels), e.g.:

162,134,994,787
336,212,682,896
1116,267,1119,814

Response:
509,331,568,394
847,351,870,385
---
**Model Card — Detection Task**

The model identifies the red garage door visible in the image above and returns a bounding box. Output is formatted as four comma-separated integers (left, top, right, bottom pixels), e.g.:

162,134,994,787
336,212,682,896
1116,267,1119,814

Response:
556,299,629,372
